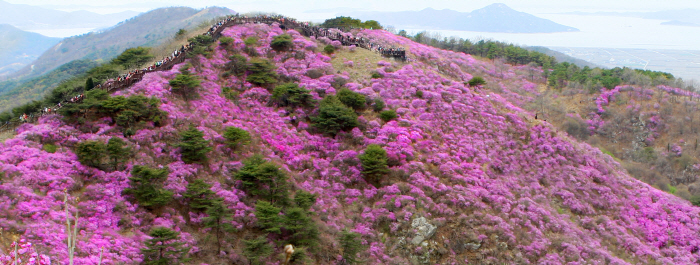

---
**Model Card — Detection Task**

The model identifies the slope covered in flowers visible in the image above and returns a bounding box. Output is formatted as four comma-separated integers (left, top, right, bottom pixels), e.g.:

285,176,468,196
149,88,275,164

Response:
1,22,700,264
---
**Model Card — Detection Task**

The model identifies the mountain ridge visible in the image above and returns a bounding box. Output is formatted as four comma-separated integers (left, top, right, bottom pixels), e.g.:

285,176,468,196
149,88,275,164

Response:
342,3,579,33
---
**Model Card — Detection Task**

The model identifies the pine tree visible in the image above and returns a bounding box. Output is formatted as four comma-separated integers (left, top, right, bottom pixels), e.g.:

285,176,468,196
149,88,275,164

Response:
203,200,234,253
359,144,389,186
234,155,289,205
175,125,212,164
122,165,172,209
75,140,106,168
106,137,130,170
142,227,190,265
223,126,251,150
169,71,201,101
283,207,319,247
254,200,282,234
243,236,272,265
85,77,95,91
183,179,216,212
339,230,366,264
293,191,317,211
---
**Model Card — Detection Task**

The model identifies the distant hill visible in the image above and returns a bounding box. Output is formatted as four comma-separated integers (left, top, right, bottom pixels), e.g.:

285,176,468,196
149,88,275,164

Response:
0,6,234,113
10,6,234,80
0,0,139,31
343,3,578,33
0,24,61,78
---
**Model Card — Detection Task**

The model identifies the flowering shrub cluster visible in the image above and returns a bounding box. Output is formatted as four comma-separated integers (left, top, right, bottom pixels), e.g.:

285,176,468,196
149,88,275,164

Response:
1,22,700,264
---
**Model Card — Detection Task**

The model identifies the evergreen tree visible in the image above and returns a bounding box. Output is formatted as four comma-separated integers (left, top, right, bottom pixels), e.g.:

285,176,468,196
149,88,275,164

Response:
142,227,190,265
175,125,212,164
339,230,366,264
311,96,359,136
169,71,201,101
336,88,366,110
467,76,486,88
75,140,106,168
271,83,314,108
203,200,234,253
106,137,131,170
85,77,95,91
379,110,397,122
270,34,293,51
234,155,290,205
283,207,319,247
293,191,317,211
359,144,389,186
111,47,154,70
224,54,248,77
246,58,278,88
243,236,272,265
254,200,282,234
183,179,216,212
123,165,172,209
223,126,251,150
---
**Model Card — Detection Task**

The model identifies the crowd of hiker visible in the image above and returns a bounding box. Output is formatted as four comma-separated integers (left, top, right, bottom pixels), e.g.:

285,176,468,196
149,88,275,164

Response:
0,14,409,132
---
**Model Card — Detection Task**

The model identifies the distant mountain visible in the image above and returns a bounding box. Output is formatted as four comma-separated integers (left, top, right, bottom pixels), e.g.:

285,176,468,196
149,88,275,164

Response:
0,24,61,78
343,3,578,33
0,0,139,31
10,6,234,80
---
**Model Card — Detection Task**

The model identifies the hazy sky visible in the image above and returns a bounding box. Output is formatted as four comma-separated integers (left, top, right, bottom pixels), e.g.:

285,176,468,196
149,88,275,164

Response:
6,0,700,18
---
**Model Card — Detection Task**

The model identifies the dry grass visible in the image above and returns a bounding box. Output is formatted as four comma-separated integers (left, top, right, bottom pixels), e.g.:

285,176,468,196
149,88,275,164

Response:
330,47,398,84
0,130,15,143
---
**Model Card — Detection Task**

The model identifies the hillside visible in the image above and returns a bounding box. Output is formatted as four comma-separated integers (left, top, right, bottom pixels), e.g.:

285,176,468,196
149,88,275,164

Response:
0,6,234,114
344,3,579,33
0,24,61,78
1,17,700,265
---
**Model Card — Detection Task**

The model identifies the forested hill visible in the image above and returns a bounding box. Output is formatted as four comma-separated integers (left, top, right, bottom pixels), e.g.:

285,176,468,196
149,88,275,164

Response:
1,14,700,265
0,24,60,78
10,6,234,80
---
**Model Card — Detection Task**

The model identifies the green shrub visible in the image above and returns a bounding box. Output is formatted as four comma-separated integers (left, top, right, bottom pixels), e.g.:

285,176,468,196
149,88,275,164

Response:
359,144,389,185
690,195,700,206
271,34,293,51
169,71,201,101
271,83,314,108
142,227,190,265
175,125,212,164
246,58,278,87
187,35,215,57
75,140,106,168
123,165,173,209
370,72,383,79
379,110,397,122
243,236,272,265
339,230,367,264
244,36,258,46
324,45,336,54
219,36,234,46
223,126,251,150
234,155,290,204
562,117,589,141
311,96,359,136
336,88,366,110
222,86,239,100
415,90,423,98
43,144,58,153
468,76,486,87
372,98,385,112
667,184,677,194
